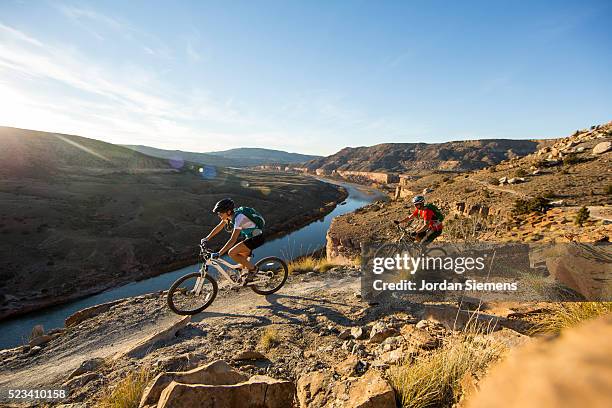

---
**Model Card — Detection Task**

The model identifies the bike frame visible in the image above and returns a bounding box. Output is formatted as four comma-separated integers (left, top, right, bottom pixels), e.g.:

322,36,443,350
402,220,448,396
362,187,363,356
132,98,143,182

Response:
200,256,246,283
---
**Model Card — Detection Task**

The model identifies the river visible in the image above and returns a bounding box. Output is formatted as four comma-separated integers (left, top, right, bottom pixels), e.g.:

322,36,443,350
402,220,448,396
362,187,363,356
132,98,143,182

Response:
0,179,384,350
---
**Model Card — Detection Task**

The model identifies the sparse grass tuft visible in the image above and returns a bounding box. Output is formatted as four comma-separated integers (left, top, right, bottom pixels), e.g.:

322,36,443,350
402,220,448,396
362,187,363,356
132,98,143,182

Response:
288,255,338,274
98,366,152,408
443,214,502,242
529,302,612,335
258,327,281,351
389,329,505,408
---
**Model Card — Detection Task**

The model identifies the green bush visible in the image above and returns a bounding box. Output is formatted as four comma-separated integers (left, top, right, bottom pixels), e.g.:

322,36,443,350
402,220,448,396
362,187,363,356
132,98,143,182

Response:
514,168,528,177
575,206,590,226
563,154,580,166
513,197,549,215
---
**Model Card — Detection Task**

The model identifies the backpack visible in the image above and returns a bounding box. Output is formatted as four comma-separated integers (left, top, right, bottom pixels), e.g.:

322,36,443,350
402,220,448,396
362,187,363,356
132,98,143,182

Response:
425,203,444,222
233,206,265,230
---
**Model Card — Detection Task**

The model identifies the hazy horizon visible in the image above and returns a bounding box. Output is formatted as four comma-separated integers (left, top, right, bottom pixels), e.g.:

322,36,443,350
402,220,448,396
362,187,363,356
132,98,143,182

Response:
1,0,611,155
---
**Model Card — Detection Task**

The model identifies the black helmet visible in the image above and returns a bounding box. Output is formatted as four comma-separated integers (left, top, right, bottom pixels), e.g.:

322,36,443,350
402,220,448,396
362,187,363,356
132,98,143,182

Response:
213,198,234,213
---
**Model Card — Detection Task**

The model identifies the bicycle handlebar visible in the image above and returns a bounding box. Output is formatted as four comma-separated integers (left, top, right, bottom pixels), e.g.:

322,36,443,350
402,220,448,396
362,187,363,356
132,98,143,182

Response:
394,222,415,234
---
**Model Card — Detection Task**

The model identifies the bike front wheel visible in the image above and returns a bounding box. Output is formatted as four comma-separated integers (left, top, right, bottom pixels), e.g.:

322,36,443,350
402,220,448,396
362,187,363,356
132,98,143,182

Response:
250,257,288,295
167,272,218,315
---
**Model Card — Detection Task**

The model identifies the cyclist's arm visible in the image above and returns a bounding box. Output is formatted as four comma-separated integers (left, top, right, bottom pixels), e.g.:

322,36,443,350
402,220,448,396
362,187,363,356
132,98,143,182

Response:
416,209,434,232
218,228,241,256
398,208,418,224
398,215,412,223
205,220,226,241
415,222,429,233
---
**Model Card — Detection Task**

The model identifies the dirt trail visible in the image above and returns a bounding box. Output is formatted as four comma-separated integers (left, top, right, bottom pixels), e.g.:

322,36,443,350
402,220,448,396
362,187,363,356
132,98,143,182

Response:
0,272,361,392
471,178,531,197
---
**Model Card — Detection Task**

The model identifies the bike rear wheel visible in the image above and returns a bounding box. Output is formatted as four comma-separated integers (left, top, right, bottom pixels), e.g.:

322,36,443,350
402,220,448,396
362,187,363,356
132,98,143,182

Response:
250,257,288,295
167,272,218,315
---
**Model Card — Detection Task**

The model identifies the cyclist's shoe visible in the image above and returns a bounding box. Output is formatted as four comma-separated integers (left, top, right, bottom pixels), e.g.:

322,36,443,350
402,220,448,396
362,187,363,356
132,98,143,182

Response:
240,268,258,286
210,252,220,259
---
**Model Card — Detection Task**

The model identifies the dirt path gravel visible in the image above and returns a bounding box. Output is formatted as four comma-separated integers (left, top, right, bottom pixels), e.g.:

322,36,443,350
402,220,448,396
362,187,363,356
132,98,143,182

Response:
0,271,362,393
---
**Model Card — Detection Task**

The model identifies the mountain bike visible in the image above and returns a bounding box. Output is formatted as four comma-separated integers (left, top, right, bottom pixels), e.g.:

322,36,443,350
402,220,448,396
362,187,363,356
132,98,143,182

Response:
167,243,288,315
373,221,448,260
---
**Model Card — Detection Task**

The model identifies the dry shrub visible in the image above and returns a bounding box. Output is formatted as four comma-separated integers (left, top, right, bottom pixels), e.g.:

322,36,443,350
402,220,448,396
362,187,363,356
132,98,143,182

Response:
98,366,152,408
389,318,505,408
443,214,502,242
258,326,281,351
529,302,612,335
288,256,338,274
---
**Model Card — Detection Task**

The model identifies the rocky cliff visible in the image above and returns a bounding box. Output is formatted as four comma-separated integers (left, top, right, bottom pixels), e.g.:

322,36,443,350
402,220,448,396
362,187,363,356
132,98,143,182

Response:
305,139,543,173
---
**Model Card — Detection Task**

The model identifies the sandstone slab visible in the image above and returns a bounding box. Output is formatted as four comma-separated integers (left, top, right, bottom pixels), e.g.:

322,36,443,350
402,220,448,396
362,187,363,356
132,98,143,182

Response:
139,360,247,407
157,375,295,408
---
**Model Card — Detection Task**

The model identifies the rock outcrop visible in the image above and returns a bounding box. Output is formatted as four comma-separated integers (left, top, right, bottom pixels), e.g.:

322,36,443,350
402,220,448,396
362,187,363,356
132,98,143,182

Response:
156,375,295,408
140,360,294,408
296,369,395,408
467,314,612,408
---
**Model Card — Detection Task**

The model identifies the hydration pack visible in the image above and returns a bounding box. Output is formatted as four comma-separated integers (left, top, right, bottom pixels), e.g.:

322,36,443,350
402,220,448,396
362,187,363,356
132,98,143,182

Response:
233,206,265,230
425,203,444,222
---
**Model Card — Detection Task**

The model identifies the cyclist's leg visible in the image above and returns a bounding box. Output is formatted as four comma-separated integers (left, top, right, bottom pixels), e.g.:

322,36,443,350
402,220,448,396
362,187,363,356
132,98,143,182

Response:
228,242,255,271
229,234,265,271
419,229,442,244
414,231,426,242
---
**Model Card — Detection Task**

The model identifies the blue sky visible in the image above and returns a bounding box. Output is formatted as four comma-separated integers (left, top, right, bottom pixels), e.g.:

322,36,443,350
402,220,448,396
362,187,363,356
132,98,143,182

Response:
0,0,610,155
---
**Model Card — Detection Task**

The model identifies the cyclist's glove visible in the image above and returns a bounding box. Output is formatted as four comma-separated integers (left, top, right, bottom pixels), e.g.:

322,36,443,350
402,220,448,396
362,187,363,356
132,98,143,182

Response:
210,252,220,259
200,238,208,247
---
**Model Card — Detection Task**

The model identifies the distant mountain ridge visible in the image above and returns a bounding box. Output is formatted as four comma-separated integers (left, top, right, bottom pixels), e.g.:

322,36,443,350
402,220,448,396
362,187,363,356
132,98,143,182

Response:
124,145,319,168
304,139,545,173
207,147,319,163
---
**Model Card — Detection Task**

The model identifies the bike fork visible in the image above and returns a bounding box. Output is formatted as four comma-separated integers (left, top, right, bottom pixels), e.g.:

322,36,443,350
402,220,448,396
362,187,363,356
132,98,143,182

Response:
194,266,208,296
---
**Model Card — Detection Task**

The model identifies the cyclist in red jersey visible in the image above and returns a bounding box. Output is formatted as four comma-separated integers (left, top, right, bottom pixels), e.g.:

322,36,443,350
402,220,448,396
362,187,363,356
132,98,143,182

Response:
394,195,443,243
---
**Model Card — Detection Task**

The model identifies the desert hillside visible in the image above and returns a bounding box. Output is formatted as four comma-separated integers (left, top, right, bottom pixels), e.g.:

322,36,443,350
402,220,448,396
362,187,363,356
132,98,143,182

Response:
304,139,543,173
325,121,611,269
0,127,346,320
1,127,171,177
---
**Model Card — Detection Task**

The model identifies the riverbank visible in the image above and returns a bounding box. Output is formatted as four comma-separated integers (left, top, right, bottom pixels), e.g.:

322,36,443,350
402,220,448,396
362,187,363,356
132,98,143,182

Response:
0,178,379,350
0,173,347,323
